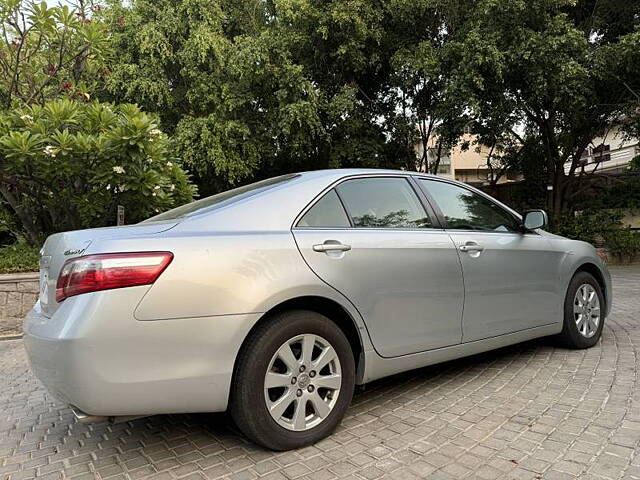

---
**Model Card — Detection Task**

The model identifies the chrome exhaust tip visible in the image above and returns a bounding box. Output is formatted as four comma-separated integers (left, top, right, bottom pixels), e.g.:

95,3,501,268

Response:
70,405,147,424
70,405,109,424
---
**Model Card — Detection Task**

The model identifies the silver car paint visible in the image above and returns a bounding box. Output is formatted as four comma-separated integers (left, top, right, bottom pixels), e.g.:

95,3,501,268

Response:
23,169,612,417
24,288,261,415
447,230,562,341
294,228,465,357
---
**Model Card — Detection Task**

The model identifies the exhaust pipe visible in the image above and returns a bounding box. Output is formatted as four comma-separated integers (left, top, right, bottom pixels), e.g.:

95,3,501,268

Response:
70,405,108,424
70,406,146,424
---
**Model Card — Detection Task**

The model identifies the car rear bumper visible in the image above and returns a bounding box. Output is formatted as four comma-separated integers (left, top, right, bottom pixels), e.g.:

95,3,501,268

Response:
23,288,261,417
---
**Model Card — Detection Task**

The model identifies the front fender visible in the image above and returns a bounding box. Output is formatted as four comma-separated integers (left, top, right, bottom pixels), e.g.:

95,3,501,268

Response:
552,239,612,316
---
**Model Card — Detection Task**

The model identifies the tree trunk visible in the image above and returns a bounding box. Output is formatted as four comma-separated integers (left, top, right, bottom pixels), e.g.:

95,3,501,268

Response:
550,168,566,220
430,141,443,175
0,183,42,246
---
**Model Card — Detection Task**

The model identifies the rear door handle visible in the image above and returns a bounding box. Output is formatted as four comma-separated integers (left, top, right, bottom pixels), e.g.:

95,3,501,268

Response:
459,243,484,252
313,242,351,252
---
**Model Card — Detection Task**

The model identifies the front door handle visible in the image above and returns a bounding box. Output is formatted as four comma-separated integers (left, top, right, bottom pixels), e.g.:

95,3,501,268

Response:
313,242,351,252
459,242,484,252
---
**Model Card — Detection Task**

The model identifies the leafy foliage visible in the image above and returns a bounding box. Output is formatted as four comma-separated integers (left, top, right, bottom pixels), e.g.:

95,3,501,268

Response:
0,0,638,249
0,99,196,244
603,228,640,261
449,0,640,215
0,0,111,108
553,209,640,262
553,210,622,246
100,0,476,194
100,0,327,194
0,241,39,273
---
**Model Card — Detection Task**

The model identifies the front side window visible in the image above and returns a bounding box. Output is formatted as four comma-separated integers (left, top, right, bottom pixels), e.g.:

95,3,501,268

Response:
336,177,432,228
297,189,350,227
420,180,519,232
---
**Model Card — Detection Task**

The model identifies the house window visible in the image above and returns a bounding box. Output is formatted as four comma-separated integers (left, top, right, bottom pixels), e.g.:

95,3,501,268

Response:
592,144,610,163
436,164,451,174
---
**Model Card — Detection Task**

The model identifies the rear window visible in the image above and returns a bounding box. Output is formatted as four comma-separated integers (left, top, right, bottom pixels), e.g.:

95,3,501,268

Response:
145,174,300,222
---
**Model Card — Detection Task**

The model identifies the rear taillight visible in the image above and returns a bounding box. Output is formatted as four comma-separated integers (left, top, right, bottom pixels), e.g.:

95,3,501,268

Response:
55,252,173,302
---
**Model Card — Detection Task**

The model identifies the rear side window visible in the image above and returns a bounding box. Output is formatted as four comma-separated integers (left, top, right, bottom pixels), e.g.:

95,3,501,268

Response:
297,190,351,227
336,177,432,228
145,174,300,222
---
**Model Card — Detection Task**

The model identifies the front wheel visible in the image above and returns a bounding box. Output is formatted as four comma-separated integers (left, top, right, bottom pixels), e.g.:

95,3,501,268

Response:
230,310,355,450
558,271,605,349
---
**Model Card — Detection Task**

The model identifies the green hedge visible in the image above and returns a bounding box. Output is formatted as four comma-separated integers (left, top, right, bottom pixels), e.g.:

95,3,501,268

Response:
0,243,40,274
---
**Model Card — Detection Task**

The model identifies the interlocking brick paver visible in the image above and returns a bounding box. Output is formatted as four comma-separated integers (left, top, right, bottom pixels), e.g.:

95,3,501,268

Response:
1,266,639,479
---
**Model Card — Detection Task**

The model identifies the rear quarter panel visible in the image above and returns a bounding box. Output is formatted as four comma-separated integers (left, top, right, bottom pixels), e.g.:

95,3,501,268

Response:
131,230,323,319
88,230,371,343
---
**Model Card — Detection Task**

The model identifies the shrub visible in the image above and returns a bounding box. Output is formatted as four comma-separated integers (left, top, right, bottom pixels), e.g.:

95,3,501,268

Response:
553,209,640,263
0,243,40,274
603,228,640,262
0,99,197,245
552,209,622,247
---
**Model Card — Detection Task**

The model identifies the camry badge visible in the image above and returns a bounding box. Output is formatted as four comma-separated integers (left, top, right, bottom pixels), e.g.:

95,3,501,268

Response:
64,248,86,256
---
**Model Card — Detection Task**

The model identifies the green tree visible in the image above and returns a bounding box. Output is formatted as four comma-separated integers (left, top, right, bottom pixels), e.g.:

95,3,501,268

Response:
0,0,111,107
102,0,472,193
0,99,196,245
385,0,468,173
101,0,329,195
451,0,640,217
0,0,117,243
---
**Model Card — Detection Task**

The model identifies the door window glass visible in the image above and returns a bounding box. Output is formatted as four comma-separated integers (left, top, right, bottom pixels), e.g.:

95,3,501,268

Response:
297,189,351,227
336,178,432,228
420,180,519,232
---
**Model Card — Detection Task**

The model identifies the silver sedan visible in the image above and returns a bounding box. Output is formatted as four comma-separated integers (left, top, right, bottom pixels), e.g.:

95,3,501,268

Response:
24,169,611,450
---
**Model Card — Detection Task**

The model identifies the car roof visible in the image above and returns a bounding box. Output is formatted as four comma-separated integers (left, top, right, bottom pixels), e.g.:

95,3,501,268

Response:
294,168,439,181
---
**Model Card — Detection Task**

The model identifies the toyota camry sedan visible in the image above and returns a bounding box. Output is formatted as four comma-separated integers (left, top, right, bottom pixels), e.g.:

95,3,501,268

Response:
24,169,611,450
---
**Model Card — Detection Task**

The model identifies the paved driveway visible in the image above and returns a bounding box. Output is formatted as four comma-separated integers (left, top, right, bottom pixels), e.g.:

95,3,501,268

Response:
1,267,639,480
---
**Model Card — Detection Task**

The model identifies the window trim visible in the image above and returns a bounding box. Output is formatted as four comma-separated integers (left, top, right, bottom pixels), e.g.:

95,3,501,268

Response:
292,174,442,231
415,176,530,235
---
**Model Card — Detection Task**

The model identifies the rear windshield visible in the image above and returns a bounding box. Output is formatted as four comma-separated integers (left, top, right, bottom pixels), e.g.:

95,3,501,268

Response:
144,174,300,222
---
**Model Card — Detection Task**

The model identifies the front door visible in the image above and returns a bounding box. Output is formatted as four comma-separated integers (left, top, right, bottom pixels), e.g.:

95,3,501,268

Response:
293,176,465,358
417,178,562,342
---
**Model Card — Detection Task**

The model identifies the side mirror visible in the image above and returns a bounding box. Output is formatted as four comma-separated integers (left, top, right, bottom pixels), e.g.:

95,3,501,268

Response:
522,209,548,231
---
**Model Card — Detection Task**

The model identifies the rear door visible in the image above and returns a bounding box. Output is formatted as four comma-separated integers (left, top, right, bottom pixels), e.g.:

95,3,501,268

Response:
417,178,561,342
292,175,464,358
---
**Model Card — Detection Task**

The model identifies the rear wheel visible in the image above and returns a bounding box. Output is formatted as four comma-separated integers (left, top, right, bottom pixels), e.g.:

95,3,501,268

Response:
230,310,355,450
558,271,605,349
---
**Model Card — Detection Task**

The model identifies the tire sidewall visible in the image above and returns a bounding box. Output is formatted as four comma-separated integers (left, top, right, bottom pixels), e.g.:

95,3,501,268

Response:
232,310,355,450
562,272,605,349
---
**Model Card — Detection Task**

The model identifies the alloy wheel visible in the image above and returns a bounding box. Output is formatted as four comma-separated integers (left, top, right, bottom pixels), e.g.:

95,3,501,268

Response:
573,283,600,339
264,334,341,431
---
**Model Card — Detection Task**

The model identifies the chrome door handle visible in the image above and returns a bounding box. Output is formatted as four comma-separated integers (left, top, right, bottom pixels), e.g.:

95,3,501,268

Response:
313,242,351,252
459,244,484,252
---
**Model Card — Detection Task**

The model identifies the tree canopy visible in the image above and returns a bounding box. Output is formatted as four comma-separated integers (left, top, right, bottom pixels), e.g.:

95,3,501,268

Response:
1,0,639,244
101,0,640,214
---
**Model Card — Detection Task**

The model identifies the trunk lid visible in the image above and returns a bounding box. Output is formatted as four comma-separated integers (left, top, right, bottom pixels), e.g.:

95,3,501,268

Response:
38,221,177,317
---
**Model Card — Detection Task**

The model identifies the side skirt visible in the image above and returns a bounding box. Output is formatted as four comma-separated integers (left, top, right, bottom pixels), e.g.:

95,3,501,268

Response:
362,323,561,384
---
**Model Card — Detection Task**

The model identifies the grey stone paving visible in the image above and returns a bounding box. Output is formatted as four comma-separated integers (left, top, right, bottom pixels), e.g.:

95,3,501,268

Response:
1,267,639,480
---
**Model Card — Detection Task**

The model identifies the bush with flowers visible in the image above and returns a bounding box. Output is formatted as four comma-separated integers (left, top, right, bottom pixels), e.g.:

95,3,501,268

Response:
0,99,196,245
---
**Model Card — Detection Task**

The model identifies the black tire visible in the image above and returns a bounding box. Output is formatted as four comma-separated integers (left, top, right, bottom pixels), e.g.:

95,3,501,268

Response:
230,310,355,450
558,271,605,349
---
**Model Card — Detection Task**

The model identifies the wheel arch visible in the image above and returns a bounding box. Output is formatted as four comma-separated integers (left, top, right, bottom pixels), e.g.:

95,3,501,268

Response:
573,262,608,310
233,295,367,385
